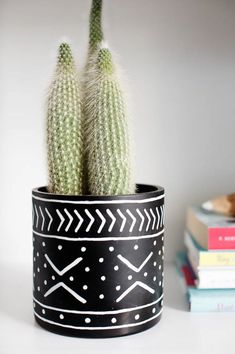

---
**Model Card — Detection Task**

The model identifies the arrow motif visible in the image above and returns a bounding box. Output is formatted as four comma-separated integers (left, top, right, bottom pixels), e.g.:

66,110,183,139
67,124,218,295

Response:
136,208,144,231
39,206,45,231
144,209,151,231
44,282,86,304
45,208,53,231
85,209,94,232
156,207,160,229
117,252,153,272
74,210,83,232
117,209,126,232
150,208,156,230
116,281,155,303
32,206,34,225
160,205,164,227
64,208,73,232
96,209,106,233
106,209,116,232
35,204,39,228
126,209,136,232
162,205,165,226
56,209,65,232
45,254,83,276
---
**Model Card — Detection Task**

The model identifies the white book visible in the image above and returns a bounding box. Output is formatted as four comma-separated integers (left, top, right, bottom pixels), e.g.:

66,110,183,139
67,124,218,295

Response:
187,252,235,288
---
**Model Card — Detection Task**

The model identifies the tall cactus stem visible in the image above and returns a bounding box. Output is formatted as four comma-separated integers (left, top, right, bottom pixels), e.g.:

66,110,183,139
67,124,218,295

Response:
89,0,104,53
83,44,135,195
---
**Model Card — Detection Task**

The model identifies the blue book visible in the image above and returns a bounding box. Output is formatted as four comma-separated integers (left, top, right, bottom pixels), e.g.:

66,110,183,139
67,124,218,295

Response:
176,252,235,312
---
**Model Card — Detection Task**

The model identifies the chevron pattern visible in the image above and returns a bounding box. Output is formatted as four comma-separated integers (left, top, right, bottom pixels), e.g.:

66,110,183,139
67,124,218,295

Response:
32,202,164,236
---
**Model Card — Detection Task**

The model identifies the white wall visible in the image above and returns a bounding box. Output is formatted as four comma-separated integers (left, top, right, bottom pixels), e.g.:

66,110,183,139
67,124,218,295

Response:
1,0,235,264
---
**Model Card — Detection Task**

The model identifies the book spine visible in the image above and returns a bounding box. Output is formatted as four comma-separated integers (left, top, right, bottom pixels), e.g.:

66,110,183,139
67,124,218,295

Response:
208,228,235,250
190,298,235,312
197,270,235,289
185,230,235,266
200,252,235,267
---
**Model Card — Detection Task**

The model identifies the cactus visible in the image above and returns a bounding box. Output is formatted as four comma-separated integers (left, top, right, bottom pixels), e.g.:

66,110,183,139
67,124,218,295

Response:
82,0,104,194
47,42,83,195
88,0,104,54
83,44,135,195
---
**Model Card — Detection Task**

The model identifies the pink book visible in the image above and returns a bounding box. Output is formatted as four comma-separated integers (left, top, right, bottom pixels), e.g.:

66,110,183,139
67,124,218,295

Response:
186,207,235,250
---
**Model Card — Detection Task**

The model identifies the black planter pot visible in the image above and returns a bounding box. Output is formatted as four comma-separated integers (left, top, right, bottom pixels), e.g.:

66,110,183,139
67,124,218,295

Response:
32,184,165,338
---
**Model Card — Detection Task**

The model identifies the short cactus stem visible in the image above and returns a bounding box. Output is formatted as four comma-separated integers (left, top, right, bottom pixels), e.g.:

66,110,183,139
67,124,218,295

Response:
47,43,84,195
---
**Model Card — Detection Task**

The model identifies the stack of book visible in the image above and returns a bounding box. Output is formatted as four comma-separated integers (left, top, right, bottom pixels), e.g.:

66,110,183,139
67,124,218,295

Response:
177,206,235,312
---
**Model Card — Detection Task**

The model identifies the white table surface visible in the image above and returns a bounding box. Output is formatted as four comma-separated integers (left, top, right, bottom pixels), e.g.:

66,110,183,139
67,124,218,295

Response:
0,262,234,354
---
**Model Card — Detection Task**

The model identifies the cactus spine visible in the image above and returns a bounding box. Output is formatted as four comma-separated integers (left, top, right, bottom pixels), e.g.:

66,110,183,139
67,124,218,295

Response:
47,43,83,195
83,45,135,195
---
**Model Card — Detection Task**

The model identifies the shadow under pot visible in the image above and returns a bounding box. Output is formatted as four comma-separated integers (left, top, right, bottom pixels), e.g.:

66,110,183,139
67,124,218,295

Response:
32,184,165,338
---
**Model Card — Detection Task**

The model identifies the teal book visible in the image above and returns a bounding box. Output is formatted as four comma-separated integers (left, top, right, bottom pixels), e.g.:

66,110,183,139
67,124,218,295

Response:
176,252,235,312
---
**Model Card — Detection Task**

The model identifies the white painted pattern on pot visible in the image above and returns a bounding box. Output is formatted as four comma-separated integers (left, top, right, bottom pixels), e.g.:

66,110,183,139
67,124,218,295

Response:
117,252,153,273
116,209,126,232
32,204,164,235
34,308,163,331
44,282,87,304
45,208,53,231
32,228,164,241
126,209,136,232
74,210,83,232
45,254,83,276
33,293,163,315
32,194,164,204
116,281,155,303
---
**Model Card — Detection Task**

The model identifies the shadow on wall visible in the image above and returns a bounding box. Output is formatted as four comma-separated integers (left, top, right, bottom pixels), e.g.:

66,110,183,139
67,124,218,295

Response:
163,265,188,312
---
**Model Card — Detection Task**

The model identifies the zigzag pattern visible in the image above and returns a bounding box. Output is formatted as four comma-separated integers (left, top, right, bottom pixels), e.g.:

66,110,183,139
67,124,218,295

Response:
32,203,164,235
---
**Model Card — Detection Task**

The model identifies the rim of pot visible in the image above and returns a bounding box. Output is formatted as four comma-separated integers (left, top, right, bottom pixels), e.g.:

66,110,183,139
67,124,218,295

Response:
32,184,164,201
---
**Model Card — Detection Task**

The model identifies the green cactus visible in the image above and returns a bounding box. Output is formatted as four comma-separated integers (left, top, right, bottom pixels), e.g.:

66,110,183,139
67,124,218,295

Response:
47,42,83,195
83,44,135,195
89,0,104,53
81,0,104,194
